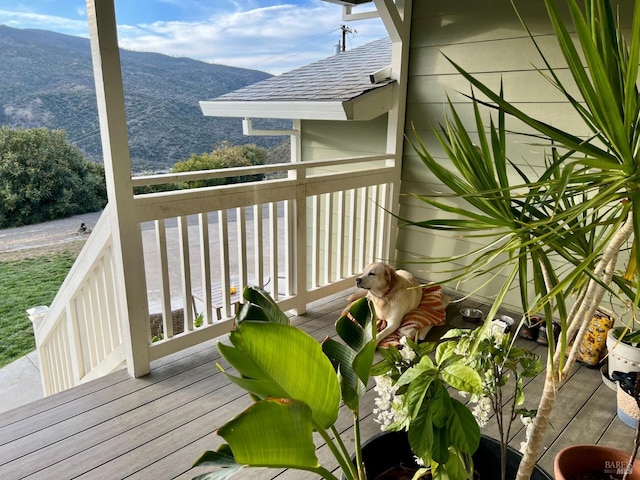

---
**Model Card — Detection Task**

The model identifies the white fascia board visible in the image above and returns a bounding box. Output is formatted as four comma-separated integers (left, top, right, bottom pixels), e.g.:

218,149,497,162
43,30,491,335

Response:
200,100,349,120
199,83,394,121
347,83,395,121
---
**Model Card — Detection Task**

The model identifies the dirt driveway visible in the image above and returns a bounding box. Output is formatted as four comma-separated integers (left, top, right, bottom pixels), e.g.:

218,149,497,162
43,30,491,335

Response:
0,211,102,261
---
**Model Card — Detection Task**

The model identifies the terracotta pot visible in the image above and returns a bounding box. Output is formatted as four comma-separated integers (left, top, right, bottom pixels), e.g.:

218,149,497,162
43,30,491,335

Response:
554,444,640,479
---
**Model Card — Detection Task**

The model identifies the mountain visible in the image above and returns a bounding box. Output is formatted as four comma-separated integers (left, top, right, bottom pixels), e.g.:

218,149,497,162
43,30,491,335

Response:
0,25,285,172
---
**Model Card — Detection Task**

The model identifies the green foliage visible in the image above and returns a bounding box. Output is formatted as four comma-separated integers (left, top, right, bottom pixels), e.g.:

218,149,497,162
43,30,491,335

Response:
137,143,269,194
404,0,640,369
404,2,640,476
371,337,483,480
0,251,77,367
194,288,377,480
0,127,107,228
172,142,266,188
442,327,541,480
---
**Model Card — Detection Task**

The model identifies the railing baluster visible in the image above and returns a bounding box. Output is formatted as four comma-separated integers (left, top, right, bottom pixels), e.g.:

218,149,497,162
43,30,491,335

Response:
378,183,389,262
253,204,264,289
336,190,345,280
178,216,194,332
348,189,357,276
237,207,248,290
199,212,213,325
155,219,173,339
369,184,379,262
312,195,320,288
358,187,368,271
218,209,232,318
284,200,295,297
323,193,333,284
269,202,278,300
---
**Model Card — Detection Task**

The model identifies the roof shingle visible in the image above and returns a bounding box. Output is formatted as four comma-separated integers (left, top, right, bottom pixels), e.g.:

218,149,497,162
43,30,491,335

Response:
209,37,392,103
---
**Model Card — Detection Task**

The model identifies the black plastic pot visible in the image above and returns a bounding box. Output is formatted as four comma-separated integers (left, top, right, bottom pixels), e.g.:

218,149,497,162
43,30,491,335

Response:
345,430,552,479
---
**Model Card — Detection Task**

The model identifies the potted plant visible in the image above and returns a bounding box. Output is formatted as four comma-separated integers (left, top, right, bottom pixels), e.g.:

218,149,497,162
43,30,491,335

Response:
607,326,640,386
192,286,488,479
399,0,640,478
192,286,546,480
371,324,550,480
555,371,640,479
191,286,375,480
368,335,484,479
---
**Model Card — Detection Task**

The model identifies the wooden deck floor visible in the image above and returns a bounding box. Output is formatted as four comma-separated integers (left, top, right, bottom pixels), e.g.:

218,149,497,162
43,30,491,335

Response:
0,290,636,479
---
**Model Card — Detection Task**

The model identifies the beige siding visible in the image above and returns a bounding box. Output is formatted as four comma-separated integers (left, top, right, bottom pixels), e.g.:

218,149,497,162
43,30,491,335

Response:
301,116,388,161
397,0,634,309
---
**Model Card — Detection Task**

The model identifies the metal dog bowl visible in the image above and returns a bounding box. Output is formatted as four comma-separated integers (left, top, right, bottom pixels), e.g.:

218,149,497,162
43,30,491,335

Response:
461,308,483,323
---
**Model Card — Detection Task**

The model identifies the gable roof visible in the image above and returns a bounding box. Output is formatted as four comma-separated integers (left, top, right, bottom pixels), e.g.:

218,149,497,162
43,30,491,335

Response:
199,37,393,121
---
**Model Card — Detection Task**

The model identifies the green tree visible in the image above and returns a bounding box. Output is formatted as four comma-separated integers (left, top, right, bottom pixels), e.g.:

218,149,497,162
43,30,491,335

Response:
172,142,266,188
0,127,107,228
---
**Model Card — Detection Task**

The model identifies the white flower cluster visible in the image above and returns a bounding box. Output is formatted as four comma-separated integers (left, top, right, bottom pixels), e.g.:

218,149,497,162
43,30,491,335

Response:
398,336,416,361
373,375,402,429
470,395,492,427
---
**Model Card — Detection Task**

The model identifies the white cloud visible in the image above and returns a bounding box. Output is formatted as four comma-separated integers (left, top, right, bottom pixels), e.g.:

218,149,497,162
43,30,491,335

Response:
116,4,386,74
0,9,88,36
0,2,387,75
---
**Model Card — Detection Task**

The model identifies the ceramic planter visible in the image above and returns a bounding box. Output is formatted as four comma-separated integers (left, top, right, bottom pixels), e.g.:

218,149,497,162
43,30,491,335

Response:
554,444,640,479
606,327,640,390
349,431,552,479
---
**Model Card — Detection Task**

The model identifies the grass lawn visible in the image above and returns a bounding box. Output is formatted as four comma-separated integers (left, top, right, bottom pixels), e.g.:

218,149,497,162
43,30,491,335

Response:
0,249,78,368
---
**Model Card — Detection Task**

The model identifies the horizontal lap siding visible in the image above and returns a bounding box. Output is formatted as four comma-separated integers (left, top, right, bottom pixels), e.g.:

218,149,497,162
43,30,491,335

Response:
399,0,599,308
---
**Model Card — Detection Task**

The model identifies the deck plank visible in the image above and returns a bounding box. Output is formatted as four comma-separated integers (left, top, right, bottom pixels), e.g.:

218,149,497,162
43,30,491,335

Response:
0,291,635,480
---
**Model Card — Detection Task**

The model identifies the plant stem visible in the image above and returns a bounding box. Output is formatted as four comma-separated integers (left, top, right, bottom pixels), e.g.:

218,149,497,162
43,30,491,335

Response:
352,412,366,480
516,213,634,480
317,426,358,480
310,467,341,480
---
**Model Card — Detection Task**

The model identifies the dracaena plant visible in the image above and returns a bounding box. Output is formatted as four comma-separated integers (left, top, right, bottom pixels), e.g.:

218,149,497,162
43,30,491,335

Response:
192,286,378,480
402,1,640,479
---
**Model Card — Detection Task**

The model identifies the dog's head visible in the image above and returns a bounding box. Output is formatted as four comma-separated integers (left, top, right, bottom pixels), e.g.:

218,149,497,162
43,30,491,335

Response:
355,262,397,296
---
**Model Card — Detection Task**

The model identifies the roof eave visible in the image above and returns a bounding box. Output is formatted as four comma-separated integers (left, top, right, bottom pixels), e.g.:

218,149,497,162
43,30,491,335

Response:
199,82,395,121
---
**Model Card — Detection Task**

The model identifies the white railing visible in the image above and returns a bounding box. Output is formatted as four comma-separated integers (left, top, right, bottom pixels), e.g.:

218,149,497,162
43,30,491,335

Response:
29,205,126,394
32,155,397,395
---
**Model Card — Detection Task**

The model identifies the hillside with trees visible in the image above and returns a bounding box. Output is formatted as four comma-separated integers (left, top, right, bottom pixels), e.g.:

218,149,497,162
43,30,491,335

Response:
0,25,286,172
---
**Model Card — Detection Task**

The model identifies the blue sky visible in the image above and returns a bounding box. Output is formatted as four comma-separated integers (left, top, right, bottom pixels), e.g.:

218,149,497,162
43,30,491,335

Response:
0,0,386,74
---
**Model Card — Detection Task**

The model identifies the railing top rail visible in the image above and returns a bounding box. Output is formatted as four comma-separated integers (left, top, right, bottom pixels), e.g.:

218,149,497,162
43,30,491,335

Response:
131,153,393,187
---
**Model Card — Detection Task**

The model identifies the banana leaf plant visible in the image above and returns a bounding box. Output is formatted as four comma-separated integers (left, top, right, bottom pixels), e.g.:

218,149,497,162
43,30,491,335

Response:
192,286,377,480
401,1,640,479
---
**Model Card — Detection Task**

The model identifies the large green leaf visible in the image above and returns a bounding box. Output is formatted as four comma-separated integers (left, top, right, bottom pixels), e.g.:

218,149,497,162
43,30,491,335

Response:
440,363,483,394
218,321,341,429
322,296,376,413
408,405,434,459
217,398,319,468
447,399,480,455
239,286,289,325
321,337,364,410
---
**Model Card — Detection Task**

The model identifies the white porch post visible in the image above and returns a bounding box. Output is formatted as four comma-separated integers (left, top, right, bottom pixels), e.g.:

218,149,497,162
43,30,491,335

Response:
86,0,151,377
373,0,412,264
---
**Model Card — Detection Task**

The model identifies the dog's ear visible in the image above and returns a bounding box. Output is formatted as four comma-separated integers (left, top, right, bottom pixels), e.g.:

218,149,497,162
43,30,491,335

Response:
384,264,397,288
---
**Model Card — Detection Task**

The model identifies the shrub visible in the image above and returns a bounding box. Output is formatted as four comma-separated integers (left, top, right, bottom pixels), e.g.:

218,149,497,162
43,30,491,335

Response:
0,127,107,228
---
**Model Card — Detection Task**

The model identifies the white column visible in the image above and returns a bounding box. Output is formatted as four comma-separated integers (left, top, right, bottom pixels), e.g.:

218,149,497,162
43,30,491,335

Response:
86,0,151,377
373,0,413,264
